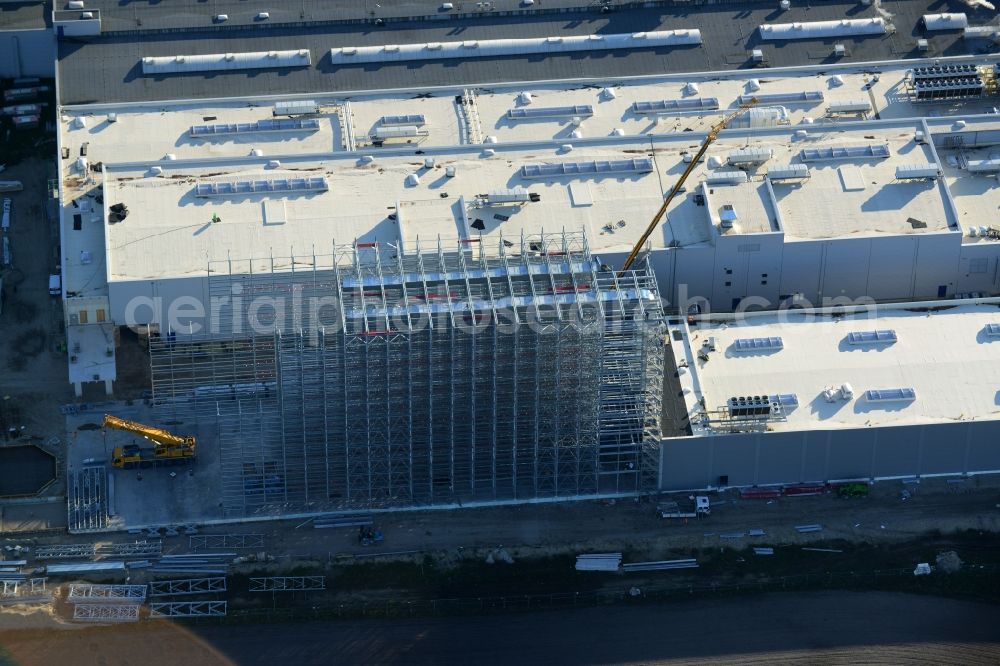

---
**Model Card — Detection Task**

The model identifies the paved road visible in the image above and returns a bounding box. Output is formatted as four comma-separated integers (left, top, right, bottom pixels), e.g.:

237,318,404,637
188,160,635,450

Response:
1,591,998,664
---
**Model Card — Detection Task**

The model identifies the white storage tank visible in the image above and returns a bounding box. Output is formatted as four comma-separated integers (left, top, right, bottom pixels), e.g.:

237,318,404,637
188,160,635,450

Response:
922,13,968,31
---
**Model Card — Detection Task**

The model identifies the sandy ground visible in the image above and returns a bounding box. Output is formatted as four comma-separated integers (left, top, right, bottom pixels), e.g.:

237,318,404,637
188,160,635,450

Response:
1,591,998,665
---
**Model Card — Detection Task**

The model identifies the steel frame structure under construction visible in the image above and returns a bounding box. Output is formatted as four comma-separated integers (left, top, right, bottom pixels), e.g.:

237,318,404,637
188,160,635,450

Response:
149,231,664,515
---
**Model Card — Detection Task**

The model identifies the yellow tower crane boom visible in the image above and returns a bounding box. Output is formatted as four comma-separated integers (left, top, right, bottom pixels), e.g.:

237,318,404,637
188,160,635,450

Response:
619,98,759,273
102,414,196,468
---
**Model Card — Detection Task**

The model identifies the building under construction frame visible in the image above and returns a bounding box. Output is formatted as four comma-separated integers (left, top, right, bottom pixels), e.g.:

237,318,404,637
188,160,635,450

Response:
149,231,664,516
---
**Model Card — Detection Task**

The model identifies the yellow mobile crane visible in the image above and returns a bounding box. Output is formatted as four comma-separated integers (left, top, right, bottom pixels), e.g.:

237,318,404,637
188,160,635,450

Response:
619,98,759,273
102,414,197,469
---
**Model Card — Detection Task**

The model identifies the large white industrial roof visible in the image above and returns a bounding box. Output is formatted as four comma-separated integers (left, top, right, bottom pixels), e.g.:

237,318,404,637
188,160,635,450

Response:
671,300,1000,434
55,55,1000,286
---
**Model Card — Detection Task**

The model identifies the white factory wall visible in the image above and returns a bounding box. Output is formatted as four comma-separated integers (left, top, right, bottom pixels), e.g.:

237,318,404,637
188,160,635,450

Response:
650,231,968,311
108,275,211,331
0,29,55,78
957,242,1000,293
659,420,1000,491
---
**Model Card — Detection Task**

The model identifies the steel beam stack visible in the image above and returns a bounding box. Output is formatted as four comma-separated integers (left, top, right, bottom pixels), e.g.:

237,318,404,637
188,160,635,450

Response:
149,231,664,515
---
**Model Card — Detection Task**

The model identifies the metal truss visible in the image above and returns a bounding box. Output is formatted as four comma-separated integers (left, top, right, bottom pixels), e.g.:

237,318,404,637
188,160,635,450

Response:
99,541,163,557
149,231,666,515
149,600,227,618
0,578,48,601
72,604,140,623
149,577,227,597
189,534,264,550
34,543,97,559
249,576,325,592
67,466,109,533
67,584,147,603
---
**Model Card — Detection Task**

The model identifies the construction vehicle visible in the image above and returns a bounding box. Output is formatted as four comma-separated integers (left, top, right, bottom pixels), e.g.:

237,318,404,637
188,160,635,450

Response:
619,98,759,273
657,496,711,519
102,415,196,469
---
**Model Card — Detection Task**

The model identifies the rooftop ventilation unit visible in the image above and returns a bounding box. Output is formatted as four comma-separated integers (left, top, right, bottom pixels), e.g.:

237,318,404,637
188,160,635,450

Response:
727,396,775,417
507,105,594,120
769,393,799,408
371,125,429,140
194,177,328,197
520,158,654,179
736,91,824,104
273,100,318,116
800,144,890,161
719,204,738,228
142,50,311,75
758,18,887,41
827,100,872,114
482,188,539,204
922,12,968,31
846,329,898,345
727,147,773,166
863,387,917,402
984,323,1000,338
966,159,1000,173
379,114,427,127
329,30,703,64
705,171,749,185
189,118,321,137
733,336,784,352
632,98,720,114
895,164,940,180
766,164,810,181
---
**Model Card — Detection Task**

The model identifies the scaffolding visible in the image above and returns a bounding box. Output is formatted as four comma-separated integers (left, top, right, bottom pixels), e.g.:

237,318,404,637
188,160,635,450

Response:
67,584,147,604
149,231,664,516
72,604,140,623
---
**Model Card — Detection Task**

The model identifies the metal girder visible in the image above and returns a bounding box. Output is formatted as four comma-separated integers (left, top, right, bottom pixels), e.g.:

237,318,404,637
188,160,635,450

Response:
67,584,147,603
99,541,163,557
72,604,140,623
148,577,227,597
34,543,97,559
149,600,227,617
189,534,264,550
248,576,325,592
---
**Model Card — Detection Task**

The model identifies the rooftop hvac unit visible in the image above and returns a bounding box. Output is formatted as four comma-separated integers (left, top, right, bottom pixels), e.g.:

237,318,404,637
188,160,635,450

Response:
895,164,940,180
483,188,538,204
967,159,1000,173
827,100,871,114
371,125,427,139
766,164,810,181
273,100,318,116
727,147,773,166
705,171,749,185
922,12,968,31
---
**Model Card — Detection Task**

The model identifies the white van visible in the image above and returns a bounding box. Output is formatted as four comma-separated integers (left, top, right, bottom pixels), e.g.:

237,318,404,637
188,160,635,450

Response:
48,274,61,296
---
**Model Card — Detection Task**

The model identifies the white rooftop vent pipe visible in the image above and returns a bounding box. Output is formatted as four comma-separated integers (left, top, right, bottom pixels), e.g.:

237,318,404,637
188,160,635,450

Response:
107,113,117,123
267,160,281,169
483,135,498,144
482,148,496,157
68,0,85,8
72,116,86,129
75,157,88,173
801,117,814,124
684,82,700,95
517,91,533,105
560,144,574,153
610,128,625,136
601,87,617,100
250,148,264,157
747,78,761,92
780,0,790,9
445,166,456,177
570,129,583,139
163,153,176,160
147,165,162,176
405,173,420,187
829,74,844,87
358,155,375,165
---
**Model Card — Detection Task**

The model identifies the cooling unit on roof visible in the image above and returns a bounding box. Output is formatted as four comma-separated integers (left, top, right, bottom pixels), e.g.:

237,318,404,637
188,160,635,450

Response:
922,12,968,31
984,323,1000,338
736,91,824,105
273,100,318,117
188,118,321,137
379,114,426,127
727,395,776,417
194,177,328,197
846,329,898,345
826,100,872,114
863,387,916,402
506,105,594,120
894,164,940,180
757,18,887,41
769,393,799,408
631,98,720,114
965,159,1000,174
732,336,784,352
766,164,810,181
519,158,653,179
799,144,890,162
141,50,311,75
727,148,773,166
705,171,748,185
